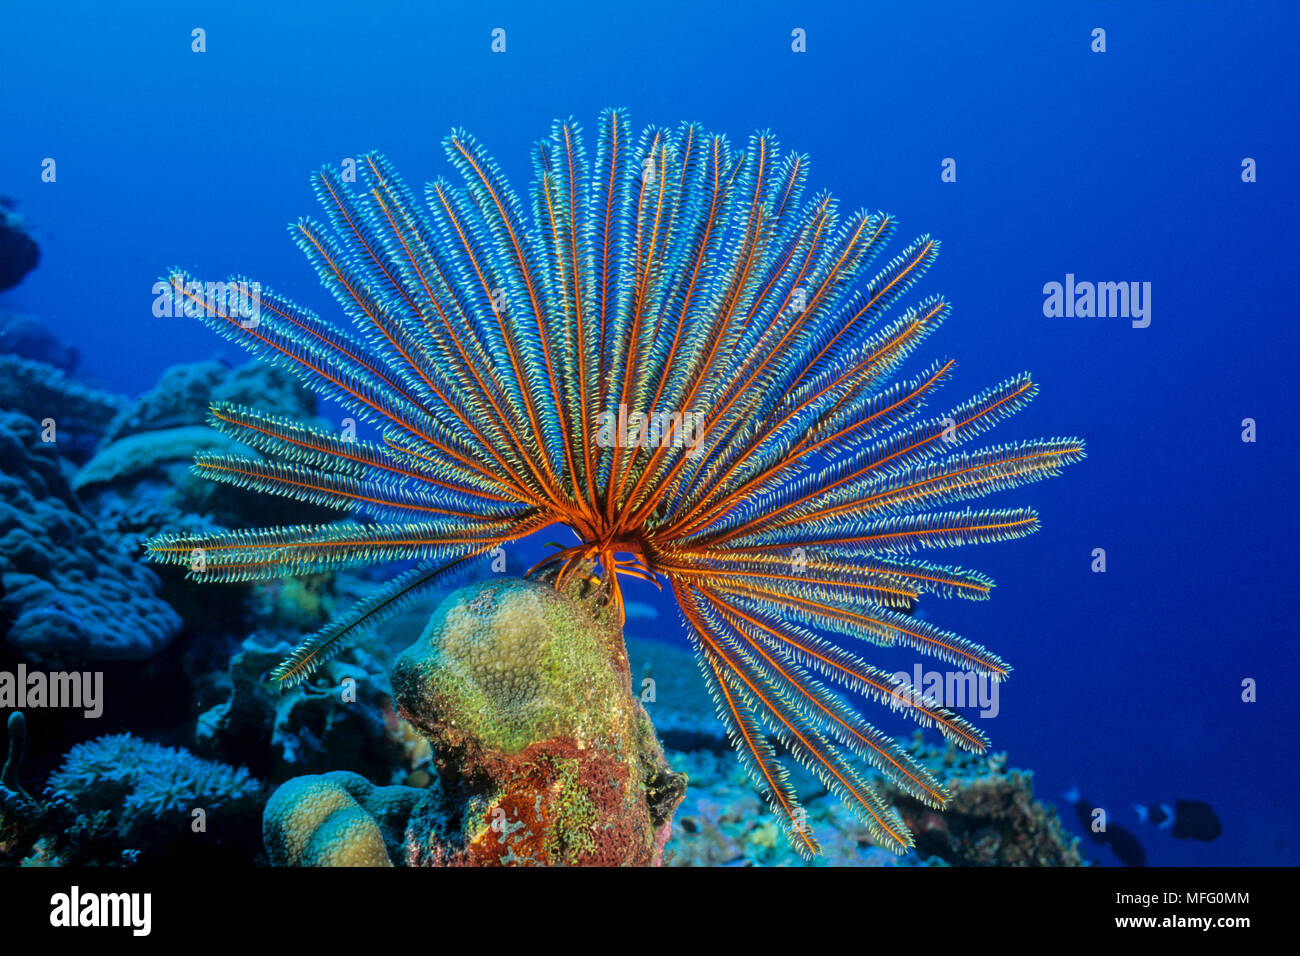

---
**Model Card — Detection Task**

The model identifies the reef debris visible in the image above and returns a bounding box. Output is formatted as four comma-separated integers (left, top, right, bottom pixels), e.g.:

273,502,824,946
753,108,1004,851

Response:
195,634,414,785
665,727,1087,866
880,733,1086,866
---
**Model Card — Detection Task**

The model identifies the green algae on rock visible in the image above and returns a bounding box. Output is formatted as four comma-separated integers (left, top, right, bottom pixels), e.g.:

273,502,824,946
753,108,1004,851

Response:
395,577,633,755
391,577,686,866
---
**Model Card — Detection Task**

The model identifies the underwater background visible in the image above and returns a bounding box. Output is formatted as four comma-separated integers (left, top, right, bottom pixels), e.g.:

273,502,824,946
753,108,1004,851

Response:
1,0,1296,866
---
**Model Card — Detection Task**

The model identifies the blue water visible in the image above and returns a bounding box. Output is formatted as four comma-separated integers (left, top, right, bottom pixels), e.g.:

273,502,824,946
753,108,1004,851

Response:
3,0,1296,865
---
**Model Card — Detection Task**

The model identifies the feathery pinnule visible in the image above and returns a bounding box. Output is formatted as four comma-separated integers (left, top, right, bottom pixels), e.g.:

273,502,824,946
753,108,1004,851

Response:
147,110,1084,857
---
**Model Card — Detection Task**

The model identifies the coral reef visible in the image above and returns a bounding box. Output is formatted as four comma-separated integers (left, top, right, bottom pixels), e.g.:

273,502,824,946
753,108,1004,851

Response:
264,583,1080,868
662,745,921,866
0,411,181,661
63,359,341,644
664,736,1085,867
144,116,1084,859
82,359,334,532
100,359,317,445
0,311,78,373
263,771,421,866
195,634,414,785
0,200,39,292
882,733,1086,866
31,733,261,865
622,636,1086,866
74,425,246,494
0,354,124,462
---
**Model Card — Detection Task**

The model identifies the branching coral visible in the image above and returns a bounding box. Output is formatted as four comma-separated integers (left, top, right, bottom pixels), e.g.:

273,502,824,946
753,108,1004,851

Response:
41,733,261,864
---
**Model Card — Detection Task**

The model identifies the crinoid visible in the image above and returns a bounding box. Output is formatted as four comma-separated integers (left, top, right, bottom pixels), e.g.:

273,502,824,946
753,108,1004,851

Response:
146,110,1084,857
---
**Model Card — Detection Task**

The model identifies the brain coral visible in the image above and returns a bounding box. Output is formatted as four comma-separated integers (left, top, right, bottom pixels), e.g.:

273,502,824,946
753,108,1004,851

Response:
0,412,181,661
262,771,422,866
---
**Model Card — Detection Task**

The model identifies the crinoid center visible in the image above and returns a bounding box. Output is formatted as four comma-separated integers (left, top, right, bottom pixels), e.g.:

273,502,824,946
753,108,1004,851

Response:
392,577,686,866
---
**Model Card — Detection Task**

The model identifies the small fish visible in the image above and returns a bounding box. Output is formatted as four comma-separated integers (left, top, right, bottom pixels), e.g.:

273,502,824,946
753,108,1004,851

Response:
1064,787,1147,866
1104,822,1148,868
1134,800,1222,842
1065,786,1107,844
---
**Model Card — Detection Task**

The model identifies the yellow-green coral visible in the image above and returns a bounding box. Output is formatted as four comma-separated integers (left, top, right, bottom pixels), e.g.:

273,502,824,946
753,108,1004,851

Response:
262,771,420,867
394,578,630,756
